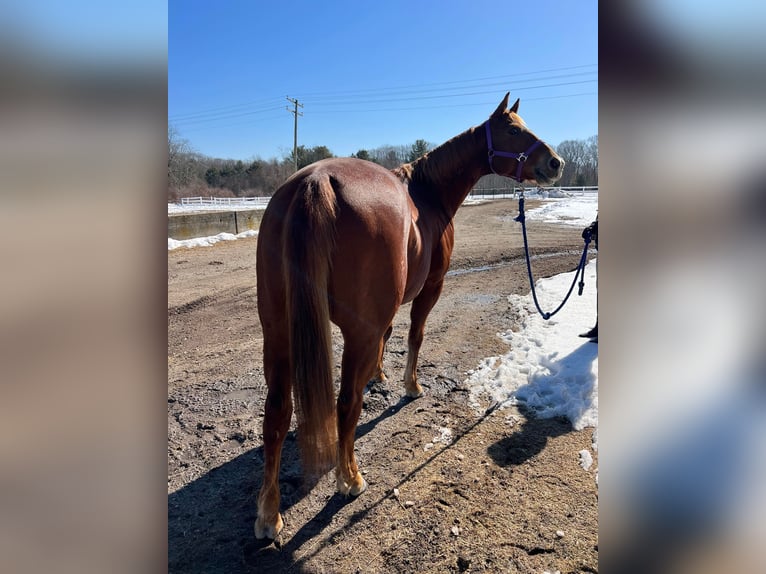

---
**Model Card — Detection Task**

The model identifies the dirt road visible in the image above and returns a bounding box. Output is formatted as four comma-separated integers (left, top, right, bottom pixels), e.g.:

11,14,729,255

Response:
168,199,598,573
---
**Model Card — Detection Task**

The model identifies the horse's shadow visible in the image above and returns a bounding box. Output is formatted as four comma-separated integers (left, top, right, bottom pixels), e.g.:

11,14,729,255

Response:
168,395,412,573
487,342,598,467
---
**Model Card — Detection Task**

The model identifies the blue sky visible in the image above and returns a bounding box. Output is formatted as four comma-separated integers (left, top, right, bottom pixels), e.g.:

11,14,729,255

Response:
169,0,597,160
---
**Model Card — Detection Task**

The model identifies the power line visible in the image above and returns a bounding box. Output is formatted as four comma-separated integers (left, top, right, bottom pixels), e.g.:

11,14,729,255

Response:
303,71,597,102
307,91,598,115
169,96,283,121
298,63,597,98
304,79,596,107
169,63,597,123
171,105,284,127
174,90,597,134
178,113,286,133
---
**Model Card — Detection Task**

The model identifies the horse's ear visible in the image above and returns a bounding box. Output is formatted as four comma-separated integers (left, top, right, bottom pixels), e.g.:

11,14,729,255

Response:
510,98,520,113
492,92,510,117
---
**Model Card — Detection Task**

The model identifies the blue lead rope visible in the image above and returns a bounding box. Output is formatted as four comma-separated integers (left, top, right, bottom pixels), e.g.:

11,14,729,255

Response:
515,194,592,320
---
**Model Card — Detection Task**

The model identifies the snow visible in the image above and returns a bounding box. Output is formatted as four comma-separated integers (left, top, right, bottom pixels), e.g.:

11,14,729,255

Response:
524,193,598,227
167,229,258,251
579,450,594,471
465,259,598,433
424,426,454,451
461,196,490,206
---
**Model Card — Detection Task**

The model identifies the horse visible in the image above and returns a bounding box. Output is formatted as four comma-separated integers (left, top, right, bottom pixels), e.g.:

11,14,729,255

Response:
254,93,564,539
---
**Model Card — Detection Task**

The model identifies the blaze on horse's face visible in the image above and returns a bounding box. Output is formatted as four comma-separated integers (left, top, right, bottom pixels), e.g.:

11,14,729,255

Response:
489,93,565,186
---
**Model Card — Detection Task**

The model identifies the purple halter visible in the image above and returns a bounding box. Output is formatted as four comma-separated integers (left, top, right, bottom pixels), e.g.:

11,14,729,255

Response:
484,120,543,182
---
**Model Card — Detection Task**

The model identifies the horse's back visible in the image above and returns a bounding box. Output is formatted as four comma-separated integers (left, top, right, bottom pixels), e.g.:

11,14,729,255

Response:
262,157,408,228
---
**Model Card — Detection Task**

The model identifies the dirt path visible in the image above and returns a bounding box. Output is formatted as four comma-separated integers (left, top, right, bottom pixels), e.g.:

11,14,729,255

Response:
168,199,598,573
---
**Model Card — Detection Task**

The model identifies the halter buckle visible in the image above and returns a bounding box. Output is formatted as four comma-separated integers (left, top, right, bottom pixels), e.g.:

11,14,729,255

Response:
517,152,528,163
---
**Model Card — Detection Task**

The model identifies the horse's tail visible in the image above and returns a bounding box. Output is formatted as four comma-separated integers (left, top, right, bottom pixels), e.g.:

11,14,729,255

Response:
284,176,338,478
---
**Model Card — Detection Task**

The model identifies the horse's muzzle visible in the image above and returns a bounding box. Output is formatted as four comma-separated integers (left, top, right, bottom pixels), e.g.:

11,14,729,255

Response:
534,154,565,185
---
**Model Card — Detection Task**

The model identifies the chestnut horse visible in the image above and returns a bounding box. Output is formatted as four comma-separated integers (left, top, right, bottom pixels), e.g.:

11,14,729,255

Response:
254,93,564,539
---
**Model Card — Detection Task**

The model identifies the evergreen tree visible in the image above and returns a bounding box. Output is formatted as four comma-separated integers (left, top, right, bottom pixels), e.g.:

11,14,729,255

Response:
408,139,430,162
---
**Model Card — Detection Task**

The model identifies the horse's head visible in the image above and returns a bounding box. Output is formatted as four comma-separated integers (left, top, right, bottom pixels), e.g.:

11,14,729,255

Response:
484,93,564,185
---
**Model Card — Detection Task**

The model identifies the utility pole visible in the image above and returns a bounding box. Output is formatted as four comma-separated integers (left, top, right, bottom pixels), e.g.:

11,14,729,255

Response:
286,96,303,173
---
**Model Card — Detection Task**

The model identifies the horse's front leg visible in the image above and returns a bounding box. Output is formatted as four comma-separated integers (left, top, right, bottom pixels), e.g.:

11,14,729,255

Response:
404,278,444,398
370,324,393,384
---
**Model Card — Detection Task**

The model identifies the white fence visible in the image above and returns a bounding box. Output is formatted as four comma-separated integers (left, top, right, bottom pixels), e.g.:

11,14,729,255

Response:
467,186,598,200
179,196,271,208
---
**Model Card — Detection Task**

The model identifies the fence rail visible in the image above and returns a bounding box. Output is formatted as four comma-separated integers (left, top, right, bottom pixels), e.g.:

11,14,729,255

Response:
179,196,271,207
468,186,598,199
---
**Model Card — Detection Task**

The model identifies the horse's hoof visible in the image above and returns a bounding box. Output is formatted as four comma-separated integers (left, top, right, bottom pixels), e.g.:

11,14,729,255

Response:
337,472,367,497
254,512,283,540
405,384,423,398
350,475,368,496
370,371,388,385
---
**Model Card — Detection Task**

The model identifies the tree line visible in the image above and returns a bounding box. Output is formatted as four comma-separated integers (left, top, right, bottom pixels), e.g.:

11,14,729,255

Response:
556,135,598,187
168,128,597,201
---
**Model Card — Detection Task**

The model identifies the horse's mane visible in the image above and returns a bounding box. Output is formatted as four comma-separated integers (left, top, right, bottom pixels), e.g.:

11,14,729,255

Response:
392,126,479,189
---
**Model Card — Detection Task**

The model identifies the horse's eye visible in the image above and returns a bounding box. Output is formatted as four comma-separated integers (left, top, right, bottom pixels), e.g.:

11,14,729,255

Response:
509,126,521,136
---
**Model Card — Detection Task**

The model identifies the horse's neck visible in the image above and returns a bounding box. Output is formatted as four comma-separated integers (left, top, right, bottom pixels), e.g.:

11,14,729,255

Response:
401,126,488,218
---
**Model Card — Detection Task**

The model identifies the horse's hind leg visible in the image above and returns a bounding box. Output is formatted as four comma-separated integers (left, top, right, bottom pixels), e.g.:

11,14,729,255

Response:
370,324,393,384
254,342,292,539
336,332,384,495
404,279,444,398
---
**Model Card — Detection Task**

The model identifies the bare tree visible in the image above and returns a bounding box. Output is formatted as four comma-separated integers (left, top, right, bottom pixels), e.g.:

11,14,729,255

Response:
556,136,598,186
168,126,197,191
369,144,410,168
